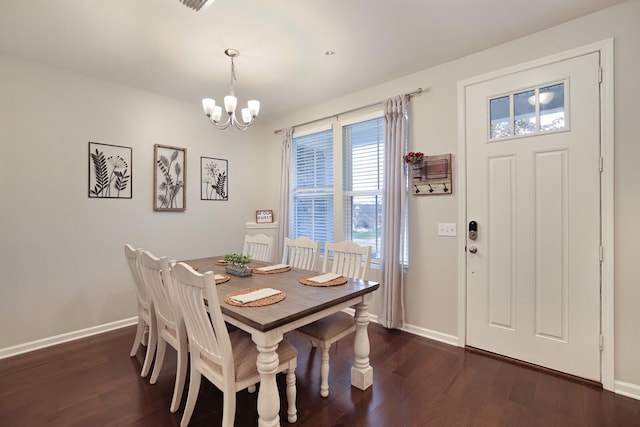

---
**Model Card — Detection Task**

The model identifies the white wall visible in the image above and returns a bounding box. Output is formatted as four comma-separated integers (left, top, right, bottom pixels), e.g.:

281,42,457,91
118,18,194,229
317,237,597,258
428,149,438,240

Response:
0,53,273,349
267,0,640,390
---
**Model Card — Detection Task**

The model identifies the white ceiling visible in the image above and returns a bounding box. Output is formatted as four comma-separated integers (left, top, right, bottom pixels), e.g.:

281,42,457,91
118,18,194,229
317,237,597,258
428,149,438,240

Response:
0,0,625,120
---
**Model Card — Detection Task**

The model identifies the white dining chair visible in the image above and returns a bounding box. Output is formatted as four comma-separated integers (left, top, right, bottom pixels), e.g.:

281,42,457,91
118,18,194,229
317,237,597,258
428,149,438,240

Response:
170,262,298,427
138,250,188,413
243,233,273,263
296,240,372,397
124,244,157,378
281,237,320,271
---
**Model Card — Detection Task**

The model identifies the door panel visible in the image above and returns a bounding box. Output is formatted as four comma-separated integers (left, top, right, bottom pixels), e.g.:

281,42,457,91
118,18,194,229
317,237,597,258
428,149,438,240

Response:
487,156,516,330
534,150,568,341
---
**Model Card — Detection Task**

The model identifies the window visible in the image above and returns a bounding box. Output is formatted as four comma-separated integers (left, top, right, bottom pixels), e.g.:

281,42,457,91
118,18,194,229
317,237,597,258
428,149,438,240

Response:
292,128,334,253
291,115,385,261
489,82,566,140
343,117,384,259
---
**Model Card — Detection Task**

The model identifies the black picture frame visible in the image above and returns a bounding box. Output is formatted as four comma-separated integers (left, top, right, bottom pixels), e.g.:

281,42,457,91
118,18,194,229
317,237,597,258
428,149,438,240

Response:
88,141,132,199
201,156,228,201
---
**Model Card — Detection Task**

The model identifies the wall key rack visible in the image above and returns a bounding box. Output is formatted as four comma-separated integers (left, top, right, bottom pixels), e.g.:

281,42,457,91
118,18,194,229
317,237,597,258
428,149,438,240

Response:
411,153,452,195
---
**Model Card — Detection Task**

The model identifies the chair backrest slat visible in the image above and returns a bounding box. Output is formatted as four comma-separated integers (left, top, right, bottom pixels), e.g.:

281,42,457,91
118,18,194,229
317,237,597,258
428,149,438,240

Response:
243,234,273,263
170,262,231,370
322,241,372,280
138,250,176,329
281,237,320,271
124,244,152,310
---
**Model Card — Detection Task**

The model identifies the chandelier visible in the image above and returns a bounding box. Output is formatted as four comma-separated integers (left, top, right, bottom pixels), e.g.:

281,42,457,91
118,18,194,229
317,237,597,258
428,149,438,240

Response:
202,49,260,131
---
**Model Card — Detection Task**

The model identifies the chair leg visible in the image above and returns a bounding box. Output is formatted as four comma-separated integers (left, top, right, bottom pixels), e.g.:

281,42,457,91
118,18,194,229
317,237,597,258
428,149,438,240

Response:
247,384,256,393
130,318,144,357
141,318,157,378
286,362,297,423
150,336,166,384
320,343,330,397
181,363,202,427
221,385,236,427
170,332,188,413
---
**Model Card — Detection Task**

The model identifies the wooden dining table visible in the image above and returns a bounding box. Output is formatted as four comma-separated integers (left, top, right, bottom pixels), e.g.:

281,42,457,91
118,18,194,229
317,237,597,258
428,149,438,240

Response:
182,256,380,427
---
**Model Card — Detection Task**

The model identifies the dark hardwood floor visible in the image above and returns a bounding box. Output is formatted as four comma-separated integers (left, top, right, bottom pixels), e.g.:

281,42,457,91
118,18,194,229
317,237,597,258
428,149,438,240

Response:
1,324,639,426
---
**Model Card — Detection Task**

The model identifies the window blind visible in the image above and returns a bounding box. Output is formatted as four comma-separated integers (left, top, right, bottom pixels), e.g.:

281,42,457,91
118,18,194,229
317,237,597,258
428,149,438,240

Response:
292,129,334,252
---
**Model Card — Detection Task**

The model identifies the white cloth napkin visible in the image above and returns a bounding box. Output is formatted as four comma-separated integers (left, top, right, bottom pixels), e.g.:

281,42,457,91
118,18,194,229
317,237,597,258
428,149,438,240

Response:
256,264,290,272
307,272,343,283
214,274,226,280
230,288,282,304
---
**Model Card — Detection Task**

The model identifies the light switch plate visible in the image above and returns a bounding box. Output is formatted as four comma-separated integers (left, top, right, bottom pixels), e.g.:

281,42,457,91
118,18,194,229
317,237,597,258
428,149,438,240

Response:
438,223,457,237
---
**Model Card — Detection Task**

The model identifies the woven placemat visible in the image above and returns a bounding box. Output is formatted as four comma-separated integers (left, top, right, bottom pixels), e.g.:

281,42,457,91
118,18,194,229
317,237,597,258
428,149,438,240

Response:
224,288,286,307
215,274,230,285
252,265,292,274
299,274,348,287
214,260,230,266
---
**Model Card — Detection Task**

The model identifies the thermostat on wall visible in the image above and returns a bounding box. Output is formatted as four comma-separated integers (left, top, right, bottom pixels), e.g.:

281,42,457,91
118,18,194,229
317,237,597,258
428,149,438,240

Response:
256,210,274,223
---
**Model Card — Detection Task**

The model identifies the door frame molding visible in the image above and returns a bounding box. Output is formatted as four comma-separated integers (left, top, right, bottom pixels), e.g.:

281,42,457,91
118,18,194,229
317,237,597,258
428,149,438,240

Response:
455,39,615,390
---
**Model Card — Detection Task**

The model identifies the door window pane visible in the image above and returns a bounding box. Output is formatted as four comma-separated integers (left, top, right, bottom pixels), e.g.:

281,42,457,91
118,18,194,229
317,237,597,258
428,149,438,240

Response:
514,90,536,135
490,96,510,139
540,83,565,132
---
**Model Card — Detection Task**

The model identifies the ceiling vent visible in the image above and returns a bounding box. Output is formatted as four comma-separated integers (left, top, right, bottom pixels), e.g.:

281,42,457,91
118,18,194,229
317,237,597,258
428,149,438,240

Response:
179,0,214,12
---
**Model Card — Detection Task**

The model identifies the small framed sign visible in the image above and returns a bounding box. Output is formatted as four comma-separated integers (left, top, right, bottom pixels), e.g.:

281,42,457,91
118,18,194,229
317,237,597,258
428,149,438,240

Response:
256,210,274,223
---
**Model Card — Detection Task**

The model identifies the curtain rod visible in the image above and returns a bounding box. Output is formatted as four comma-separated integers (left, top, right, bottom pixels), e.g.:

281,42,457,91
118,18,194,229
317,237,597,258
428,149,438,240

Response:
273,87,424,134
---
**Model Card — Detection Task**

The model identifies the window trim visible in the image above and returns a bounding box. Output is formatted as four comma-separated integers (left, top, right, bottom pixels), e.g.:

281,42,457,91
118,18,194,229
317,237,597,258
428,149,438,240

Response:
486,78,570,143
339,111,384,261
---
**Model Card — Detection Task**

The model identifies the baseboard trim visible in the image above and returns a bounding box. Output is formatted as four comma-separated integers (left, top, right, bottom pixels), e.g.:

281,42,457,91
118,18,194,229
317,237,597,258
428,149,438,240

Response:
0,317,138,360
344,309,458,346
399,322,459,347
615,380,640,400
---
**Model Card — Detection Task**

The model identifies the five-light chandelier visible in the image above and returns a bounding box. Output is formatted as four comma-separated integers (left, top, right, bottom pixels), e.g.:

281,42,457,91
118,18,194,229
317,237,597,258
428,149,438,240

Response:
202,48,260,131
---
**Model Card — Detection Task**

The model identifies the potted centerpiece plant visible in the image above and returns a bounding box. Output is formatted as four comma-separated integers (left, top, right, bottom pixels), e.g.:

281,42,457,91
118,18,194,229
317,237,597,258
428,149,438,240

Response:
223,253,252,277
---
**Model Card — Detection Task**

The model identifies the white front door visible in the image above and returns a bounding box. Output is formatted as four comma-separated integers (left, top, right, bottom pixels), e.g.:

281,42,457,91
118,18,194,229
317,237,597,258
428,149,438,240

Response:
465,52,602,381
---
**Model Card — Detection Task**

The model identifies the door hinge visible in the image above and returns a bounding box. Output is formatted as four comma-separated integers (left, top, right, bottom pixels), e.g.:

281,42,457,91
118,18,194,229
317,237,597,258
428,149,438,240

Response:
599,156,604,172
599,334,604,351
598,67,603,84
599,245,604,263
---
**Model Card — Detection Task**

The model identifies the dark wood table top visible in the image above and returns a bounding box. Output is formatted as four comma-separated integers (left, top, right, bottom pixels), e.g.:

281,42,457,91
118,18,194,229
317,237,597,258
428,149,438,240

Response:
181,257,380,332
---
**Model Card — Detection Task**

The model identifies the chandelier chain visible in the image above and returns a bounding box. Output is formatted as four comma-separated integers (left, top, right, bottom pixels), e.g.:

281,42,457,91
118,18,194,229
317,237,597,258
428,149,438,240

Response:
229,57,237,96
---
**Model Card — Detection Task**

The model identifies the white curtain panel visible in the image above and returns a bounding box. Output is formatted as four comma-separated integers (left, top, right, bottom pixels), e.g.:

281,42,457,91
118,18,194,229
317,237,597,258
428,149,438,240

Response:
277,128,293,253
378,95,408,329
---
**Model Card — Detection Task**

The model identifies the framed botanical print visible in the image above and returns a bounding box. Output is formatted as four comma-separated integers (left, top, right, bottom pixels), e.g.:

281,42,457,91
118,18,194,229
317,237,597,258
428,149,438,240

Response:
201,156,228,201
88,141,132,199
154,144,186,211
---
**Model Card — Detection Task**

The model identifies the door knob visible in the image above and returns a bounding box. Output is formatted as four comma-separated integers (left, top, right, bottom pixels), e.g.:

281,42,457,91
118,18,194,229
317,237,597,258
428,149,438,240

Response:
468,246,478,254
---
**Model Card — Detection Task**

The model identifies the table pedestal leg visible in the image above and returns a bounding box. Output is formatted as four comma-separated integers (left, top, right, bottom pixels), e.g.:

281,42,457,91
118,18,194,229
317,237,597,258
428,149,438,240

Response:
254,334,281,427
351,295,373,390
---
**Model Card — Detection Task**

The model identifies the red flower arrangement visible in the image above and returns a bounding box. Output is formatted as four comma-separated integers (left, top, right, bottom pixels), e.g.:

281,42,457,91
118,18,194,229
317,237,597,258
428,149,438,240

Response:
403,151,424,165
